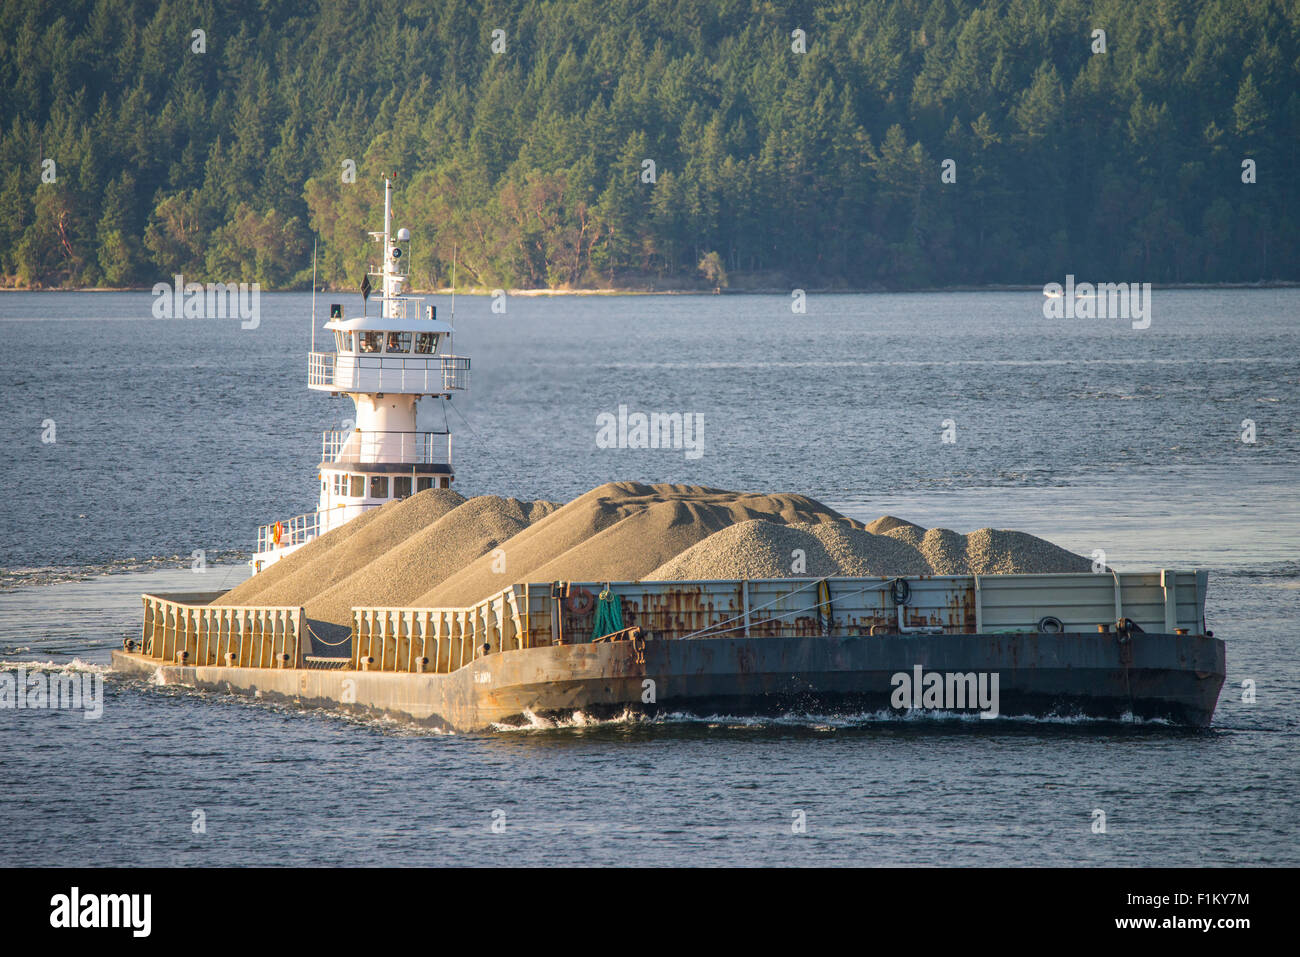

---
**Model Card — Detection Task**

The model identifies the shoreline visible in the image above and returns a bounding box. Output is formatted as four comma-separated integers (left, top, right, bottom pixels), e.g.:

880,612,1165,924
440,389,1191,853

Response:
3,280,1298,295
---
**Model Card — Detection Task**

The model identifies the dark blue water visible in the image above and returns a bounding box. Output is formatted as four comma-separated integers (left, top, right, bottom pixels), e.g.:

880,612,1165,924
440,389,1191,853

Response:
1,290,1296,865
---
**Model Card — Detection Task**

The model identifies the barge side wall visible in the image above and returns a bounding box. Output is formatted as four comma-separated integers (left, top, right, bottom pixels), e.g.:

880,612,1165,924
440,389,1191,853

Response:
112,629,1226,731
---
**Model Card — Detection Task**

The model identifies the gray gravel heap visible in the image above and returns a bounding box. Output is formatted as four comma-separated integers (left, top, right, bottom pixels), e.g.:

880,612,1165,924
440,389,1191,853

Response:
303,495,560,624
215,488,467,608
650,519,1089,580
214,482,1090,624
414,481,850,608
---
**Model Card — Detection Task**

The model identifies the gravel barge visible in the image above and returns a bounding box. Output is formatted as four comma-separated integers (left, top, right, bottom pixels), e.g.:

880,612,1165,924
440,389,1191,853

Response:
114,570,1226,729
113,194,1225,729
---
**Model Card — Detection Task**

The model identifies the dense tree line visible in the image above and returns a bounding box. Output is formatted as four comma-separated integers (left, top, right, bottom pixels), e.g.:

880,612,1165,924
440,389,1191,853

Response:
1,0,1296,290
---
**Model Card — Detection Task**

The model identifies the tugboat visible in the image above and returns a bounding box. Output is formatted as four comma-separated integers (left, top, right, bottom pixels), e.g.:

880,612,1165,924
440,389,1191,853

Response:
250,179,470,573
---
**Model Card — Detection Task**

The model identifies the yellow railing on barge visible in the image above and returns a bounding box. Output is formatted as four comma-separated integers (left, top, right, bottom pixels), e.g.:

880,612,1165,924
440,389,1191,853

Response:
350,586,529,673
136,593,306,669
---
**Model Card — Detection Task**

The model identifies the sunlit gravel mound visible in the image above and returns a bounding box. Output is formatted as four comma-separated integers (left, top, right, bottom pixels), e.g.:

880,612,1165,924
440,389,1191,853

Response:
214,482,1089,625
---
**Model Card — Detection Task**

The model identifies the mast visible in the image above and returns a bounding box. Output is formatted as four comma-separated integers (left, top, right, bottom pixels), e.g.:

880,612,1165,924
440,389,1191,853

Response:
310,238,317,353
383,178,391,317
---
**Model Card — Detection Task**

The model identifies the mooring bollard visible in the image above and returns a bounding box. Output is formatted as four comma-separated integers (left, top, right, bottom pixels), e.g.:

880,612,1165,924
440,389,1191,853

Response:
359,656,374,671
224,652,238,666
176,650,190,664
414,656,429,673
276,652,291,668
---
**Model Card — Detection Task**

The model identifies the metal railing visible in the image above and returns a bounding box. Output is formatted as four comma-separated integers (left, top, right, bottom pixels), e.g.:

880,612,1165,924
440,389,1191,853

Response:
137,593,305,668
346,571,1210,673
130,572,1210,679
317,501,383,536
363,295,423,320
352,588,526,674
256,509,319,554
308,352,470,393
321,430,451,465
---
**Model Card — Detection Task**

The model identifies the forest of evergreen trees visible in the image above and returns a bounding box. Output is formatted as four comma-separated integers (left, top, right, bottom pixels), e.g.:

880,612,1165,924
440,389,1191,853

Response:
1,0,1296,290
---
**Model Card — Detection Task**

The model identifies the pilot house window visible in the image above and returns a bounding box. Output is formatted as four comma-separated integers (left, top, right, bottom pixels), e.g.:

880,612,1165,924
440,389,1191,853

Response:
386,332,412,353
415,332,440,354
359,331,382,353
369,475,389,498
393,476,412,498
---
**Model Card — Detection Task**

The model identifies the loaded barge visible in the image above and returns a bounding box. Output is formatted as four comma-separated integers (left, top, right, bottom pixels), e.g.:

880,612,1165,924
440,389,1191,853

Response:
114,570,1225,729
112,181,1226,729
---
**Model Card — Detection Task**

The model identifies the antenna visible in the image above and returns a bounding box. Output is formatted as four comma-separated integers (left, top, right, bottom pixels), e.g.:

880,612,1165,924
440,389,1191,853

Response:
310,238,318,354
383,177,391,321
451,243,457,327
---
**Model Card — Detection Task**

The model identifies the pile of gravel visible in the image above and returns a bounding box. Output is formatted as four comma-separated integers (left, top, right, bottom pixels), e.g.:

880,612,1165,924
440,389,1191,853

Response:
216,482,1091,623
303,495,559,624
867,516,925,549
648,520,932,580
916,527,970,575
865,515,924,536
214,488,467,609
414,481,849,607
215,501,391,607
648,521,835,579
650,518,1089,581
965,527,1091,575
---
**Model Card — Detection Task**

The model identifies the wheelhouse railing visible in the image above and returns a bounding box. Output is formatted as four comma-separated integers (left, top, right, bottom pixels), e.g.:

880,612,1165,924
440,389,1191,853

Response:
364,294,424,320
256,509,319,554
308,352,470,393
322,430,451,465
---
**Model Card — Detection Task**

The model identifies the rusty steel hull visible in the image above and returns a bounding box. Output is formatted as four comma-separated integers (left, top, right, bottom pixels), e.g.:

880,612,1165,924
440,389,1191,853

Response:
113,629,1226,731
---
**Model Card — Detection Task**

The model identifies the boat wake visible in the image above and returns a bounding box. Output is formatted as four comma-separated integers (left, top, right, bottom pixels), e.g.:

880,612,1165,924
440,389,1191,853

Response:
0,552,247,590
0,657,108,674
489,707,1181,733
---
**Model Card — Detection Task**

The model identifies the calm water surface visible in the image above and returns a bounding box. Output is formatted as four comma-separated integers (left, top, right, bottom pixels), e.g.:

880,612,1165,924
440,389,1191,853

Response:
0,290,1296,865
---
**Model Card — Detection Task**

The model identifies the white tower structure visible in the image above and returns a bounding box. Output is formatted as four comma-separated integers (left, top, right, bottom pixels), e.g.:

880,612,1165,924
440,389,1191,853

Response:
251,178,470,573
